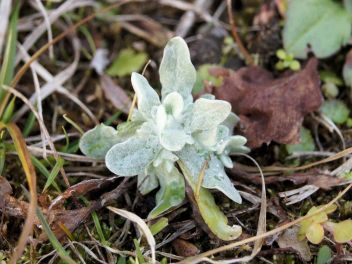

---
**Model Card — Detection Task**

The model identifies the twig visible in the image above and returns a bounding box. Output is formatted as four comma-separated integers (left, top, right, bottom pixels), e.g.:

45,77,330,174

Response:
226,0,254,65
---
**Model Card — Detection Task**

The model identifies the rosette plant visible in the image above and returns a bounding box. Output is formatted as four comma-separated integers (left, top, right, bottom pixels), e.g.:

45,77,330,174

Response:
79,37,249,240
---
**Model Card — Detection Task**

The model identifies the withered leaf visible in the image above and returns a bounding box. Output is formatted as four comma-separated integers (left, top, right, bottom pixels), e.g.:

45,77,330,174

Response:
172,238,200,257
277,226,312,261
100,75,132,114
211,58,323,148
49,176,119,209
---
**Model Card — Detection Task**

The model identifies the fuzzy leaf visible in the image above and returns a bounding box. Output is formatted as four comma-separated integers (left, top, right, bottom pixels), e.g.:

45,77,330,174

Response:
106,135,160,176
148,165,185,219
138,173,159,195
131,72,160,118
331,220,352,243
160,128,191,152
191,98,231,131
193,127,218,147
162,92,184,118
203,155,242,203
79,124,120,159
178,160,242,241
159,37,196,101
221,112,240,132
178,146,242,203
217,135,249,155
283,0,351,59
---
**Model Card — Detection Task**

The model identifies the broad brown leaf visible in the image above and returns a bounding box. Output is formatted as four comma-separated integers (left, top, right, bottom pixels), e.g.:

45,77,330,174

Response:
211,58,323,148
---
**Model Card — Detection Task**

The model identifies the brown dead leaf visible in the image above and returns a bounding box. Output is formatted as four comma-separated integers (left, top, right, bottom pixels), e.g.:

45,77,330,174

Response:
277,226,311,261
100,75,132,114
0,176,12,198
172,238,200,257
120,15,173,47
211,58,323,148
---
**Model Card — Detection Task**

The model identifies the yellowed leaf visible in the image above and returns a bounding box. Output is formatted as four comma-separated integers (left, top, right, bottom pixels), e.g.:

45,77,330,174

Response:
306,223,324,244
332,220,352,243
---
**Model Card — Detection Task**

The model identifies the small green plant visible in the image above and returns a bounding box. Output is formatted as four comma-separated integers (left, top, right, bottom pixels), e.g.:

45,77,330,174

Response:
79,37,249,240
275,49,301,71
283,0,352,59
298,204,352,244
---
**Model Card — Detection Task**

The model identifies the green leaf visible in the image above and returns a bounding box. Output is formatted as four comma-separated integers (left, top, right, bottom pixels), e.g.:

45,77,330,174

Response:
283,0,351,59
131,72,160,118
79,124,121,159
285,127,315,155
148,165,185,219
178,160,242,241
331,220,352,243
105,135,160,176
317,245,332,264
107,48,148,77
320,99,350,124
191,98,231,131
193,64,223,94
159,37,196,102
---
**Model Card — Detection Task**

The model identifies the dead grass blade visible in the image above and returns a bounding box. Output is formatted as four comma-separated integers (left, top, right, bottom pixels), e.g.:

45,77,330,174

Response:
239,146,352,173
0,0,12,57
1,122,37,264
3,85,70,186
107,206,156,264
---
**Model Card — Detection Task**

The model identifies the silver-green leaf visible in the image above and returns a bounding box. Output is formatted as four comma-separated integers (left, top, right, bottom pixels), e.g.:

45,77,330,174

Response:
79,124,120,159
159,37,196,101
105,135,160,176
191,98,231,131
148,165,185,219
131,72,160,118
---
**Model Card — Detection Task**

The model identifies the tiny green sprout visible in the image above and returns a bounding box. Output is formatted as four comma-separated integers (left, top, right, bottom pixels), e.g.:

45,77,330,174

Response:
79,37,249,240
275,49,301,71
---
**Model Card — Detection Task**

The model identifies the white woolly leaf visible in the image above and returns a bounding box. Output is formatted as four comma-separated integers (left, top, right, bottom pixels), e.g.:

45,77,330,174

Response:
177,146,242,203
162,91,184,118
138,173,159,195
159,37,196,101
79,124,120,159
106,135,160,176
131,72,160,118
148,165,185,219
191,98,231,131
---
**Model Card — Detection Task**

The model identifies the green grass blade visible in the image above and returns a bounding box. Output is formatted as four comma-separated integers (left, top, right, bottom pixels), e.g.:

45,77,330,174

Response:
42,157,64,192
31,156,61,192
91,211,106,243
36,207,76,264
133,239,145,264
